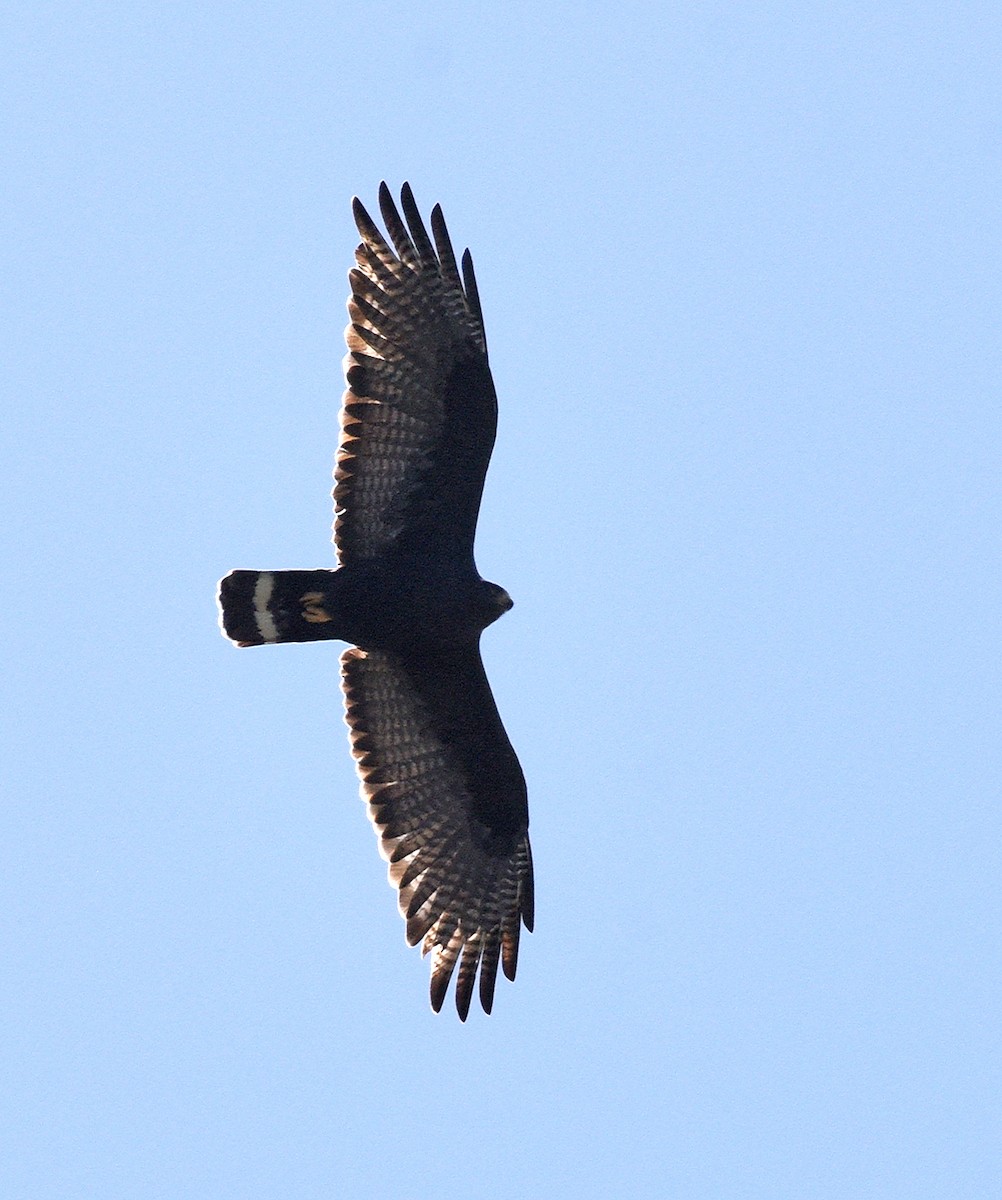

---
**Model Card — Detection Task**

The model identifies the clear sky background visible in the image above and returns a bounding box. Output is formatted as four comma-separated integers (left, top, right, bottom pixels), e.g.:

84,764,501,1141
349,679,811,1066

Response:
4,3,1000,1197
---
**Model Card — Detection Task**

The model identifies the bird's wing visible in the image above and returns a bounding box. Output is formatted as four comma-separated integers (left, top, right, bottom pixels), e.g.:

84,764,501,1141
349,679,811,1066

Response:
334,183,497,567
341,643,533,1019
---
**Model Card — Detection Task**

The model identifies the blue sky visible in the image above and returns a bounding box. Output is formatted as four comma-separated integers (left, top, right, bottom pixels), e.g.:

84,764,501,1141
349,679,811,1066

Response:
4,3,1000,1196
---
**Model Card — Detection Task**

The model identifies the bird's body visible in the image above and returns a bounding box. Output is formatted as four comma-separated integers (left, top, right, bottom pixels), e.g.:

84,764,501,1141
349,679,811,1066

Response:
217,184,532,1019
219,560,510,651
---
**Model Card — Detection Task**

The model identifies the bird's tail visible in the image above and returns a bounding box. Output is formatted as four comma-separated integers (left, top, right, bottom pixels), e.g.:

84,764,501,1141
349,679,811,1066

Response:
217,569,343,647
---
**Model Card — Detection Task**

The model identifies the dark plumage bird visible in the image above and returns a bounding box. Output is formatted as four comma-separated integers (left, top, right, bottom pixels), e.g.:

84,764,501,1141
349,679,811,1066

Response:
217,183,533,1019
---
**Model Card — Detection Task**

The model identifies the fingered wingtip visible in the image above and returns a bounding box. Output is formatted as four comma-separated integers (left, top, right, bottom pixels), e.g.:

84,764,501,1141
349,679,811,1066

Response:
455,989,473,1022
351,195,372,229
429,976,448,1015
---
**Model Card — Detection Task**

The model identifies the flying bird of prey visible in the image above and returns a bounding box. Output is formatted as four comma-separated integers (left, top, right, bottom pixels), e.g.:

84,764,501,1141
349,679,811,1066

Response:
217,183,532,1019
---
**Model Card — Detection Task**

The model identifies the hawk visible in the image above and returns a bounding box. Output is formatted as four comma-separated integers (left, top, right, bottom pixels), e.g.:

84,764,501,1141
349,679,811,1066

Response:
217,183,533,1019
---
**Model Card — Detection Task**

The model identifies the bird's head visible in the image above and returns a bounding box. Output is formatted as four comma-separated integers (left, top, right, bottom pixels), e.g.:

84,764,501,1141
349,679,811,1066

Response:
480,580,514,627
